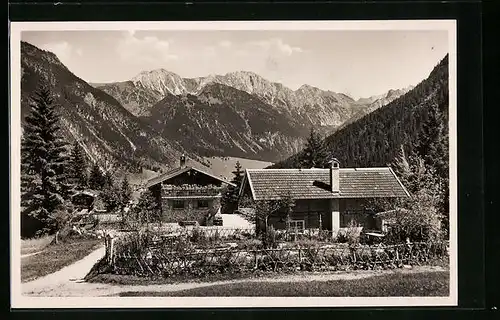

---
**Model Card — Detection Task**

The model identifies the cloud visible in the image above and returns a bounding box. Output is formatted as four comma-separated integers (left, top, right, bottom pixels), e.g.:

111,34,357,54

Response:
202,46,217,57
248,38,303,56
116,31,178,64
218,40,232,48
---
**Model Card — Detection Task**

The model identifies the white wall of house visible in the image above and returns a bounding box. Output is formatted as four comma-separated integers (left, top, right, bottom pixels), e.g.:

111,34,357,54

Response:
330,198,340,235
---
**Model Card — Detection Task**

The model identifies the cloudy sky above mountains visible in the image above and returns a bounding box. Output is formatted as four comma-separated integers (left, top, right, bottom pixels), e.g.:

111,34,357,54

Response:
22,29,448,99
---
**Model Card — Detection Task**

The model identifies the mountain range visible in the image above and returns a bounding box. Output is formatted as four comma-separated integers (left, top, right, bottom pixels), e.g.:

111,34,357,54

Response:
20,40,414,175
92,68,411,162
93,69,412,129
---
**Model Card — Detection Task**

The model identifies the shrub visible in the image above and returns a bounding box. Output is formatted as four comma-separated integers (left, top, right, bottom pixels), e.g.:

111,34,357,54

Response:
210,229,222,243
262,225,279,249
190,226,208,244
337,220,362,246
238,239,263,250
383,191,443,244
296,239,321,249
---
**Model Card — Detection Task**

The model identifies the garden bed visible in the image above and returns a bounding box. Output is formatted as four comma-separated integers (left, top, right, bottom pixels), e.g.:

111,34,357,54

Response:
95,228,448,280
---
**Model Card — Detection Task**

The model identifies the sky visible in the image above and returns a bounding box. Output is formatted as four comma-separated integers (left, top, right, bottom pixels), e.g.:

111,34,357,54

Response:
21,30,448,99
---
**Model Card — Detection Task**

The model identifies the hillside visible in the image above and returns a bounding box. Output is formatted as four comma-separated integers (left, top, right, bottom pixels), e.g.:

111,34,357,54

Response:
20,41,191,174
270,54,449,169
145,83,307,162
200,156,273,181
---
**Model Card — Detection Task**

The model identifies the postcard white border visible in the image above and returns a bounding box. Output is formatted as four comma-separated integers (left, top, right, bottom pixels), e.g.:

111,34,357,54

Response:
10,20,458,309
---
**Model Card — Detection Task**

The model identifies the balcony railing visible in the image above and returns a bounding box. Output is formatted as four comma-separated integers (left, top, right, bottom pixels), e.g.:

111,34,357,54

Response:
162,184,222,197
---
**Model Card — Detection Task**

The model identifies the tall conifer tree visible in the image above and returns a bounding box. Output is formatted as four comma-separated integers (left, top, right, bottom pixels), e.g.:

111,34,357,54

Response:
120,176,132,208
88,163,106,190
231,161,244,186
21,85,72,236
69,141,88,190
300,127,328,169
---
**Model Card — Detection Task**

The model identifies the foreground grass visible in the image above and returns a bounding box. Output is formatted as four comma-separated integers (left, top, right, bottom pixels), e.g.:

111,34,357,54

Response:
118,271,449,297
87,270,271,286
21,235,54,256
21,237,102,282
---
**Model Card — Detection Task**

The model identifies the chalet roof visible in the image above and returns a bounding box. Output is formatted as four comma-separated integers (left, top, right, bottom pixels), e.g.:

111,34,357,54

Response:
145,166,236,188
72,190,98,198
241,167,410,201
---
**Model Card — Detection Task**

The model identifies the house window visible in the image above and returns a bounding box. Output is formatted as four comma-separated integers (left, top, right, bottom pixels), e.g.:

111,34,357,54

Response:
172,200,185,210
197,200,209,208
287,220,305,233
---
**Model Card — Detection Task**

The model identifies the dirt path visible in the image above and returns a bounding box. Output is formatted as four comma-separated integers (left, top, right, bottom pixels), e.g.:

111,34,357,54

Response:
22,248,446,297
22,246,105,296
220,214,254,229
21,251,44,259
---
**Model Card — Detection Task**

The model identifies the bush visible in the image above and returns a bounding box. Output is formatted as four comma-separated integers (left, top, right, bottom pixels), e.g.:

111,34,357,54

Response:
296,239,321,249
190,227,208,244
336,220,362,245
262,226,279,249
238,239,263,250
383,191,443,244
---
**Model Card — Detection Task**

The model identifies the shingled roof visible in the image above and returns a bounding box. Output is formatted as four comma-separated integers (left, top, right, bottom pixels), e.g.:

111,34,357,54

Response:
145,165,236,188
241,167,410,201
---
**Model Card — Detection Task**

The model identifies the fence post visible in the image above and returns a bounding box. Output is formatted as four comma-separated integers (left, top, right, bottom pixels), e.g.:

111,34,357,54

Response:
104,235,109,263
106,233,115,267
110,236,116,266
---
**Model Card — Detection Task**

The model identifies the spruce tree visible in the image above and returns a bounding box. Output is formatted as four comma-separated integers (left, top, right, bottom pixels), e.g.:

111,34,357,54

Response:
120,176,132,208
300,127,328,169
391,144,412,190
231,161,244,186
69,141,88,190
415,102,449,179
88,163,106,190
222,161,245,214
101,172,120,212
103,170,114,189
414,101,449,235
21,85,72,236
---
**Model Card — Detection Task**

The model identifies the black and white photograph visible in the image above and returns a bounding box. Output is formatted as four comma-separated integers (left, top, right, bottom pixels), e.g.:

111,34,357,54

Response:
10,20,457,308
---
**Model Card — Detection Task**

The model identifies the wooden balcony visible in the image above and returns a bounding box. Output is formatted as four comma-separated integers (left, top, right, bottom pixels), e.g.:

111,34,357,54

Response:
162,184,222,198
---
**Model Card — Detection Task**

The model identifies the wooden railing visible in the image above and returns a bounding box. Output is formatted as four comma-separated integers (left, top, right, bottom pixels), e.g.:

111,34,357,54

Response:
162,185,222,197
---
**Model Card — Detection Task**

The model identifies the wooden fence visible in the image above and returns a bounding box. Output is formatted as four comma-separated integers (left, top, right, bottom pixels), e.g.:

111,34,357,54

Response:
104,239,448,278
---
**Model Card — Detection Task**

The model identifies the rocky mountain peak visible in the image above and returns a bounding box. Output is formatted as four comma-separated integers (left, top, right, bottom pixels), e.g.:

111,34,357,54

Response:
131,69,186,95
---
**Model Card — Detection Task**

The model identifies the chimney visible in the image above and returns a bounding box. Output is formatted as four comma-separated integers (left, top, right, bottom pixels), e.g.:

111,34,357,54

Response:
329,158,340,194
180,154,186,168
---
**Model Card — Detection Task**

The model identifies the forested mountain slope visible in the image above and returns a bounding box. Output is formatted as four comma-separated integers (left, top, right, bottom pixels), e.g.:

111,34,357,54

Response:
270,54,449,169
